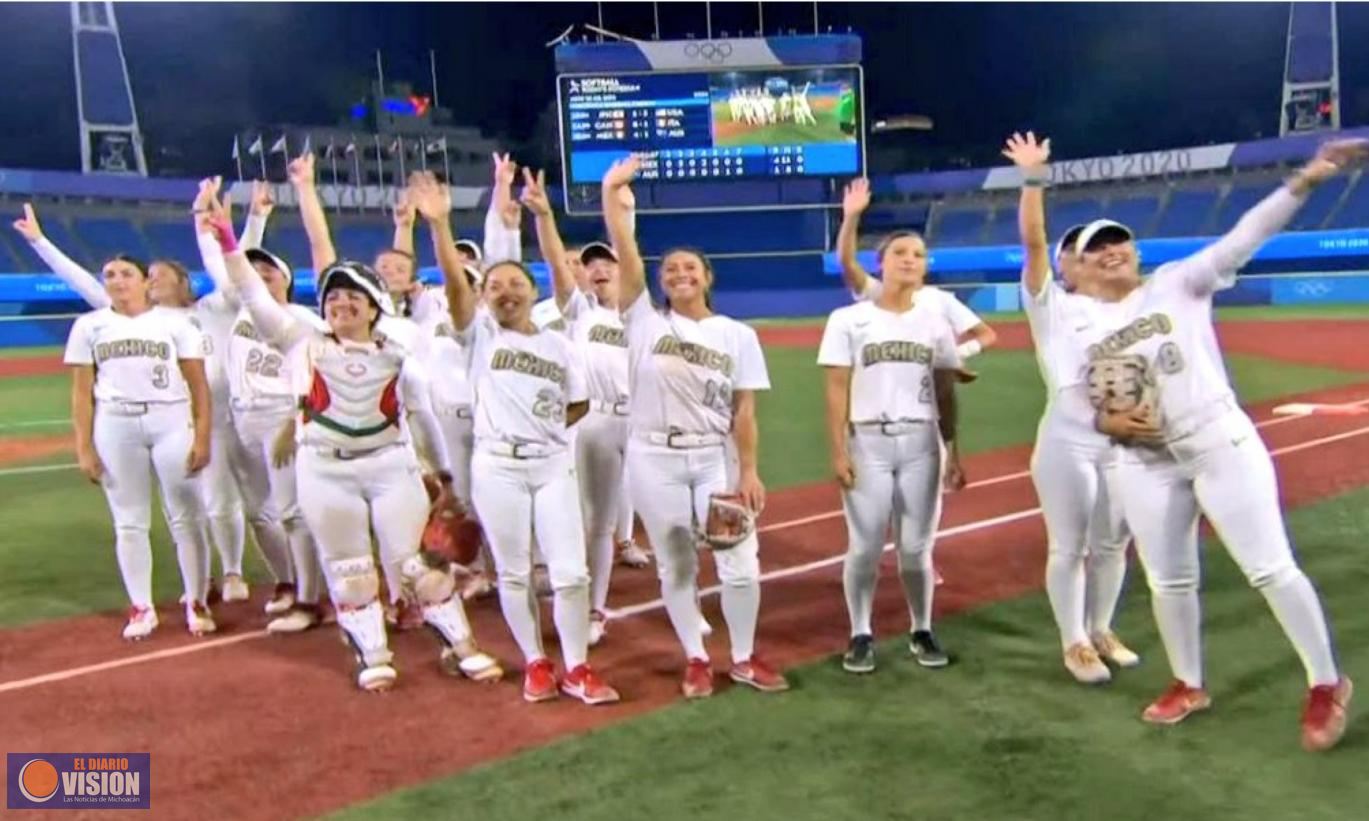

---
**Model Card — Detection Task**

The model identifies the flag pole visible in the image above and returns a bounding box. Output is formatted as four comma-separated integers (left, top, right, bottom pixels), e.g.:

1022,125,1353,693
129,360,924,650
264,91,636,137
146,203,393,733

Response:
441,140,450,182
396,136,406,184
233,136,244,183
429,49,440,109
328,139,340,213
350,134,363,214
375,50,386,103
257,136,267,180
706,2,712,38
757,2,764,35
374,133,387,212
653,2,660,39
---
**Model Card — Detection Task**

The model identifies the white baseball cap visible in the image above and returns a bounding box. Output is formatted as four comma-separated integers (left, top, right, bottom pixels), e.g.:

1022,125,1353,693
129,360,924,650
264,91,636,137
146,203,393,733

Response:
1074,219,1135,256
1052,224,1087,266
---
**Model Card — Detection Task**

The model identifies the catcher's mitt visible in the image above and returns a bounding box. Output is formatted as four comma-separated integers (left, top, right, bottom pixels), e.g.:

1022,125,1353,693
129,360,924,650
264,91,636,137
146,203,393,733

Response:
1085,354,1162,425
421,477,483,568
697,492,755,551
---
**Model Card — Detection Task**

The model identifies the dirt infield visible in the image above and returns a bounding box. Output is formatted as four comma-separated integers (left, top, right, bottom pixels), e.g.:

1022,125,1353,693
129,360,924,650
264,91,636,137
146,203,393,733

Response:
2,382,1369,820
0,433,72,466
0,354,65,378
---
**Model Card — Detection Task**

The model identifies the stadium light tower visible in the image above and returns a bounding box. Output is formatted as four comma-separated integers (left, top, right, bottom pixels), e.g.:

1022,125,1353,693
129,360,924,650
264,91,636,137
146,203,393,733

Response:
1279,1,1340,136
70,1,148,175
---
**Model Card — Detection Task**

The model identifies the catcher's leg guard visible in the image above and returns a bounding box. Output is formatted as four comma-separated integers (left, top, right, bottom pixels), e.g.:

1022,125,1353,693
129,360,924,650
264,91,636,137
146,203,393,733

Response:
402,556,503,682
329,556,397,691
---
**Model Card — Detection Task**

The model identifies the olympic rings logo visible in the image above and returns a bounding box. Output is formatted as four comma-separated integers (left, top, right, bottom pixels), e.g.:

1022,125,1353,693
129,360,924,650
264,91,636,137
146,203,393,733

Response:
682,41,735,64
1294,280,1332,298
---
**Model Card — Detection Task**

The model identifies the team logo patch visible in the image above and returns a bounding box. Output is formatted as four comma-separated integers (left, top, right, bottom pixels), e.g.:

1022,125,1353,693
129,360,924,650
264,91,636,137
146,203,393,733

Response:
7,753,150,809
345,362,368,377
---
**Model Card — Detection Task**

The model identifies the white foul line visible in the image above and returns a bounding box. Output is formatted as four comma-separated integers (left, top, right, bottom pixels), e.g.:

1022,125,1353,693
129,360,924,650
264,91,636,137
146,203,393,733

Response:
1,422,1367,697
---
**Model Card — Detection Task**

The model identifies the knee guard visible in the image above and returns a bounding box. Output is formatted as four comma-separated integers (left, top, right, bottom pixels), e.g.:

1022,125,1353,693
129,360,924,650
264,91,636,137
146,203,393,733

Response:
330,556,380,608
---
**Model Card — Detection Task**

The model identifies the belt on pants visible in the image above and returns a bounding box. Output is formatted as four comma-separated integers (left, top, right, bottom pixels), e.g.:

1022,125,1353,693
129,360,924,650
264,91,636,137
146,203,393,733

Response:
637,429,726,449
592,399,629,417
477,440,564,460
231,397,294,413
850,419,930,436
98,400,181,417
308,441,405,461
437,404,474,420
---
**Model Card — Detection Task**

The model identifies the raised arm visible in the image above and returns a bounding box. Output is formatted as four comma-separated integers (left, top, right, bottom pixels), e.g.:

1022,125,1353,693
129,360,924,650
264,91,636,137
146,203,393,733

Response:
191,178,242,309
837,179,874,297
1184,138,1368,293
240,180,273,250
391,189,416,257
287,153,337,272
13,203,111,309
483,152,522,263
409,172,476,331
601,156,646,308
1003,132,1053,298
207,214,308,351
519,168,576,310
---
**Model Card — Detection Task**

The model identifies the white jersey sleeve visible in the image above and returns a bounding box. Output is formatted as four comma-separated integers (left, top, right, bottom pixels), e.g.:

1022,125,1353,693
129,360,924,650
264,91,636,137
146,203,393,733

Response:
33,238,111,310
170,312,207,361
931,320,961,370
733,323,771,391
483,205,522,264
62,313,97,366
815,307,852,368
929,287,983,336
855,276,882,302
1156,186,1303,298
564,336,589,405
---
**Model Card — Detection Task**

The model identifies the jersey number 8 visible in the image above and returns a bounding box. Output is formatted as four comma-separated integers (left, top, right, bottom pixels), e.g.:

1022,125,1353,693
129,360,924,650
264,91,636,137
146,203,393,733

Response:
245,349,284,378
1155,342,1185,375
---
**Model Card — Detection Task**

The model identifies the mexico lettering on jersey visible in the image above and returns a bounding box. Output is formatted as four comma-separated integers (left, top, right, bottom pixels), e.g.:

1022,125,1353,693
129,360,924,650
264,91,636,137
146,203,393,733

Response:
622,292,769,436
295,334,409,451
461,312,587,449
62,306,205,404
816,299,959,424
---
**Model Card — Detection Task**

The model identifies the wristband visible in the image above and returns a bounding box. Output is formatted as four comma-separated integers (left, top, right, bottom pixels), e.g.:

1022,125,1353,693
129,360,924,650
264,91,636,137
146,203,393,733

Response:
208,219,238,254
1022,177,1048,188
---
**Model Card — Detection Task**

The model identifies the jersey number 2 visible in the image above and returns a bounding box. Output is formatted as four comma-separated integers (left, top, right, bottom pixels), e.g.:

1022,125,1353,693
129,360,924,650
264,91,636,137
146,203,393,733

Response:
703,379,733,413
245,350,283,378
532,390,565,423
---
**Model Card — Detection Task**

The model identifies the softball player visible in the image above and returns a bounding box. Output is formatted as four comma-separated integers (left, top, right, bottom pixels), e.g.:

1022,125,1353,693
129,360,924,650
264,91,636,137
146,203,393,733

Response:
818,241,969,674
14,197,261,605
210,213,498,693
602,155,789,698
416,171,620,706
521,170,635,646
1002,132,1137,684
1075,139,1364,749
61,253,215,640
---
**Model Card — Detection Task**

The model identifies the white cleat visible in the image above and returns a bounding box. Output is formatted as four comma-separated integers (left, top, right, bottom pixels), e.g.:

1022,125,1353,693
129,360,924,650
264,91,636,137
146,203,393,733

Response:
122,606,158,641
267,607,321,634
617,541,653,568
1092,632,1141,668
589,611,608,647
358,664,398,692
186,602,217,637
264,584,295,615
221,574,250,603
1064,642,1112,685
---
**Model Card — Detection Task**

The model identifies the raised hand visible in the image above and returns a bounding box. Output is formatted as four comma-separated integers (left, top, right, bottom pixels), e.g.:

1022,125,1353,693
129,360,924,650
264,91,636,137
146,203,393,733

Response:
407,171,452,223
393,190,416,228
602,154,642,190
492,152,518,190
518,168,552,217
12,203,43,243
842,178,870,217
1302,138,1369,184
250,180,275,217
1002,131,1051,171
287,153,316,189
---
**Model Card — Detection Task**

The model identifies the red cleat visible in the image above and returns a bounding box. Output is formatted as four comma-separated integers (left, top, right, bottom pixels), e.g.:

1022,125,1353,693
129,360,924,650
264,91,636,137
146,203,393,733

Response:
523,658,559,703
1142,680,1211,725
1302,677,1353,752
729,655,791,693
682,658,714,699
561,664,621,705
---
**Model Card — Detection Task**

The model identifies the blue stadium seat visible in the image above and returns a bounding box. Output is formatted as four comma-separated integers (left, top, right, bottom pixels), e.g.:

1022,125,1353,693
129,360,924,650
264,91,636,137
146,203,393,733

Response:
982,208,1019,246
932,208,987,247
259,225,312,270
1101,195,1161,235
1213,184,1272,233
334,225,392,261
1153,189,1219,237
1047,199,1104,236
0,233,26,273
1326,174,1369,229
143,220,201,266
1290,176,1347,231
73,217,152,263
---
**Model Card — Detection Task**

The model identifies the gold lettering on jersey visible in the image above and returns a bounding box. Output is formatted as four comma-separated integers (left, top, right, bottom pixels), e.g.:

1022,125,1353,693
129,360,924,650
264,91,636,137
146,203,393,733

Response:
587,325,627,348
95,339,171,363
434,321,457,339
490,349,567,387
231,319,261,342
651,337,734,376
1086,312,1174,361
860,341,933,367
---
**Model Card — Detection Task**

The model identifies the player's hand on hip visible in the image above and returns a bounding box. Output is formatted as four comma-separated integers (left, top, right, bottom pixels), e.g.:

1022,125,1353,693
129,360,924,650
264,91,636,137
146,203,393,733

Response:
186,439,211,476
737,469,766,515
832,452,856,489
77,449,104,485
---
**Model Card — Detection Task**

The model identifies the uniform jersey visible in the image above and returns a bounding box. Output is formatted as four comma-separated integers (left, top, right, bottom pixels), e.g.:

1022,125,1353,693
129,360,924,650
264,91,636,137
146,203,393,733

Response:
228,304,327,405
1023,280,1125,445
1075,186,1304,440
858,280,983,337
622,292,770,436
531,297,567,333
63,306,206,404
459,311,588,449
816,299,961,423
562,290,629,406
293,333,426,452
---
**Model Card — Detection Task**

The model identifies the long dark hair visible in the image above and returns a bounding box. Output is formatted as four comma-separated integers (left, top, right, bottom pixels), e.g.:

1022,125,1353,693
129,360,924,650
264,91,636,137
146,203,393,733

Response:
657,246,714,312
150,258,194,307
105,253,149,278
875,231,926,271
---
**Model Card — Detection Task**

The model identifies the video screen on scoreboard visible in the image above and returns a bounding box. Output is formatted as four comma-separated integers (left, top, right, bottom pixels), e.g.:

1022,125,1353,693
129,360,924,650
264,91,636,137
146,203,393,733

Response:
558,66,863,185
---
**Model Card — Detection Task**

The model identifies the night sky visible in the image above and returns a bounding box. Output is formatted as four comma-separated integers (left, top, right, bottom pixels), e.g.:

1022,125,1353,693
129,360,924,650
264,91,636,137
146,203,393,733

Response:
2,2,1366,179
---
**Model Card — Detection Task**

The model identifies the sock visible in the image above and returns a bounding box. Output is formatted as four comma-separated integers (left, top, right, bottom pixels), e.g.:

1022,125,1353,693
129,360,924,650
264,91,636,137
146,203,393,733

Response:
721,580,760,663
1151,589,1203,688
1047,550,1089,647
496,575,546,664
1085,546,1129,637
208,512,246,577
285,523,323,605
552,583,592,669
897,552,935,632
248,519,294,586
842,546,881,636
114,528,155,608
1260,571,1339,687
587,530,615,613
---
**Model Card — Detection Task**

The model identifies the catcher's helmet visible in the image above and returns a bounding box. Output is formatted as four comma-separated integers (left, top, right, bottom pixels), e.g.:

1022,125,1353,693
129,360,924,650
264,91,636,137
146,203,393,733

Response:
317,260,395,318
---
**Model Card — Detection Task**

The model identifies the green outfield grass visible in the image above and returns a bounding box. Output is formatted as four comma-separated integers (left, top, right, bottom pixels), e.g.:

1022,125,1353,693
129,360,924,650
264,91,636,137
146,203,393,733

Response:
746,303,1369,326
332,483,1369,821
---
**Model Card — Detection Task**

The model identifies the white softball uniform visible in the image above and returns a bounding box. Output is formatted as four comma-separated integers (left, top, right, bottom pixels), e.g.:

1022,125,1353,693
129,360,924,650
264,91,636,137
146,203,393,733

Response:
622,292,769,664
857,280,985,354
234,263,470,677
560,290,632,614
63,306,212,609
1023,279,1132,650
1086,187,1339,689
817,298,960,637
458,311,593,670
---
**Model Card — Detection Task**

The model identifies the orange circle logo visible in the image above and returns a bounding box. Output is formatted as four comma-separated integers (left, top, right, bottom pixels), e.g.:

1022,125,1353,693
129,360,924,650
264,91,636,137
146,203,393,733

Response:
18,758,59,802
